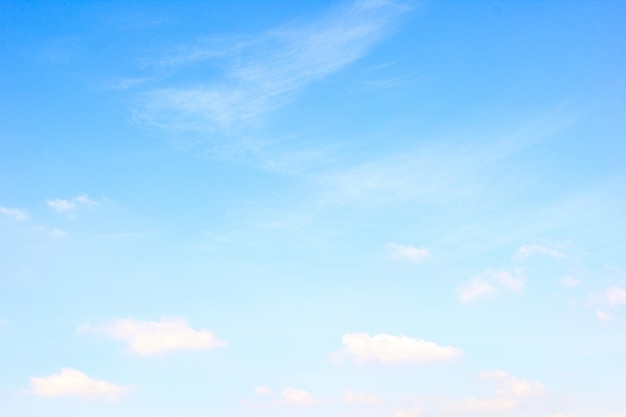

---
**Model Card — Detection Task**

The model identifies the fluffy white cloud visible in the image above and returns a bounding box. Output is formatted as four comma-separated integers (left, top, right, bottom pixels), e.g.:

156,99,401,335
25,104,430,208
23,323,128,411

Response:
79,317,226,356
515,243,566,259
29,368,132,400
387,244,430,262
0,206,28,221
282,386,317,406
47,194,97,212
596,309,612,322
334,333,462,364
254,386,273,396
561,277,581,287
458,269,526,303
445,370,544,413
344,390,384,404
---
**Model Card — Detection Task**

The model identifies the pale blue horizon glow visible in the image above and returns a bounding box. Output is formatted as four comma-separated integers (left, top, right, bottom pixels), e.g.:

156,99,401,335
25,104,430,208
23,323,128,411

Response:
1,1,625,417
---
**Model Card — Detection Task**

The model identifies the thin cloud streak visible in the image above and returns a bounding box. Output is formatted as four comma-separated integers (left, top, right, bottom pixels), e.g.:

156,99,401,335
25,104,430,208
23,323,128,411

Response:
135,0,410,134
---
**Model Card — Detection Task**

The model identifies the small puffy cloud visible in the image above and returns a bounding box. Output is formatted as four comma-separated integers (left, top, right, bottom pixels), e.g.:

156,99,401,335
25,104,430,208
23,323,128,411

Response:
603,286,626,306
458,278,498,303
387,244,429,263
255,386,273,396
344,390,384,405
478,370,545,398
458,269,526,303
47,194,97,212
394,405,425,417
561,277,581,287
0,206,28,221
592,286,626,307
445,370,544,413
515,244,566,260
29,368,132,400
282,386,317,406
334,333,462,364
596,309,612,323
79,317,226,356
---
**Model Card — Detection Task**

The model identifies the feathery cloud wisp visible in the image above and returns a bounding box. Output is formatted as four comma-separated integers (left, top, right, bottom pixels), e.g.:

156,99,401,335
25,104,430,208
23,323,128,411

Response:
47,194,97,212
515,243,566,259
334,333,462,364
136,0,409,134
79,317,226,356
29,368,132,400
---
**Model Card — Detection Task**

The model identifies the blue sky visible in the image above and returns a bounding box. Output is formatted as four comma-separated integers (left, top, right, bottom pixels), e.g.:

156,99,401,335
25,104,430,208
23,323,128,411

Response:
1,1,626,416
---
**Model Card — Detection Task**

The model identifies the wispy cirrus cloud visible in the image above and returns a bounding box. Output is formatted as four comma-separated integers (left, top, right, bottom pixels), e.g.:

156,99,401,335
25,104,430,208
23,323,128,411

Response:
135,0,410,136
0,206,29,221
46,194,97,212
515,243,566,260
458,269,526,304
333,333,462,364
28,368,132,400
79,317,226,356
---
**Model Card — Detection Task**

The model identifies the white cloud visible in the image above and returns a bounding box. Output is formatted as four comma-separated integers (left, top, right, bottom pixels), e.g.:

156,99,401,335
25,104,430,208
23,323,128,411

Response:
334,333,462,364
603,286,626,306
394,405,425,417
561,277,581,287
79,317,226,356
592,286,626,307
458,277,498,303
28,368,132,400
515,243,566,259
444,370,544,413
596,309,612,322
0,206,28,221
550,414,569,417
478,370,545,398
136,0,409,136
344,390,384,404
458,269,526,303
491,269,526,293
387,243,429,262
282,386,317,406
47,194,97,212
255,386,273,396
